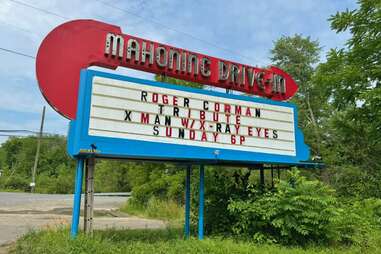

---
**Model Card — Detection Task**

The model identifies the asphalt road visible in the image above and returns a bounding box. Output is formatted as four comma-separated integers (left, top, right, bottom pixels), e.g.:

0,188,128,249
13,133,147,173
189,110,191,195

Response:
0,192,165,250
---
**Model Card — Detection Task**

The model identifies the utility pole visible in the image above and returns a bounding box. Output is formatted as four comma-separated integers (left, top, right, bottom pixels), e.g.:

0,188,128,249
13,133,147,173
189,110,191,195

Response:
31,106,46,193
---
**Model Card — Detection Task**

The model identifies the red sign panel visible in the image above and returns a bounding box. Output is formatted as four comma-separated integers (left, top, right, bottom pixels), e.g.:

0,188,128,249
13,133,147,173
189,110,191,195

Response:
36,19,298,119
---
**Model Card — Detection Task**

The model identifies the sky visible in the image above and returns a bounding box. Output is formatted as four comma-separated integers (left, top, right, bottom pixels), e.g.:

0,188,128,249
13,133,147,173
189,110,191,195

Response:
0,0,358,144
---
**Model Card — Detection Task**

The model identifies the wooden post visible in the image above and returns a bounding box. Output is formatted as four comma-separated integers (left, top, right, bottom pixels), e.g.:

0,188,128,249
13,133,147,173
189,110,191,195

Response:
271,165,274,188
84,157,95,235
259,165,265,189
184,165,191,239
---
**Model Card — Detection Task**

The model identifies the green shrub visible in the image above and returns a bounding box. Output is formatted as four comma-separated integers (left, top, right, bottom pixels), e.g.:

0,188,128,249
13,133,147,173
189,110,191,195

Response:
127,165,268,235
10,176,30,190
121,196,184,221
94,160,131,193
190,167,255,235
354,198,381,227
129,165,185,205
327,165,381,198
12,227,381,254
333,198,381,245
1,174,29,191
228,169,360,245
34,164,74,194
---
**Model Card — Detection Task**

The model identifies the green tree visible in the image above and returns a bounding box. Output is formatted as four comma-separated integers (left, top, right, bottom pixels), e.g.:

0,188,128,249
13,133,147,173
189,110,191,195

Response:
94,160,132,193
270,35,324,157
155,75,203,89
314,0,381,197
0,136,75,192
0,136,131,193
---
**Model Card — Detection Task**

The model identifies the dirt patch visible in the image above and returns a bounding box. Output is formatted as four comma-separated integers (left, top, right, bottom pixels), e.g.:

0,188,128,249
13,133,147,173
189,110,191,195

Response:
0,243,13,254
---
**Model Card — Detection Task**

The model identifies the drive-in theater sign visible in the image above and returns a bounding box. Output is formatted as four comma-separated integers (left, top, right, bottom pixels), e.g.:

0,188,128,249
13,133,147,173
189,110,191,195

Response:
35,19,315,239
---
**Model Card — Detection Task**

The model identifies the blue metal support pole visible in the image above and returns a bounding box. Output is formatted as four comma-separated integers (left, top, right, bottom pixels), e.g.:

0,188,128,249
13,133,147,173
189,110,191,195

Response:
198,165,205,240
71,158,84,238
184,165,191,239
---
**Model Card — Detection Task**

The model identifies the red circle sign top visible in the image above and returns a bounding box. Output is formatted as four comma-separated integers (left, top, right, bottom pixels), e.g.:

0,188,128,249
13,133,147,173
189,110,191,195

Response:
36,20,121,119
36,20,298,120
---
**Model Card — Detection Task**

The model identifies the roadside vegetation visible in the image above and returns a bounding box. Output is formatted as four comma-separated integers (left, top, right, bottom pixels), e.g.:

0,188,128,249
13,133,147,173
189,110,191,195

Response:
120,197,184,223
3,1,381,253
11,227,381,254
0,136,132,193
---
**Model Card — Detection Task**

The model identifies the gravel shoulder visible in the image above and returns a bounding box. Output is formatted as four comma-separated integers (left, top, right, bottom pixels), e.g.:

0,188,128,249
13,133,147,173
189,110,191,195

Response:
0,192,165,251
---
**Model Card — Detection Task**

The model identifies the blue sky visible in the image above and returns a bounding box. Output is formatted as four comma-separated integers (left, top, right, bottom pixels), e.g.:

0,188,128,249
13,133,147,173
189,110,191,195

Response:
0,0,357,144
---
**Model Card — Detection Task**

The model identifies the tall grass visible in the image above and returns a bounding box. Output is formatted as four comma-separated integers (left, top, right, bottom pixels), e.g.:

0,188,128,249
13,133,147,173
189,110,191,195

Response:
10,227,381,254
120,197,184,222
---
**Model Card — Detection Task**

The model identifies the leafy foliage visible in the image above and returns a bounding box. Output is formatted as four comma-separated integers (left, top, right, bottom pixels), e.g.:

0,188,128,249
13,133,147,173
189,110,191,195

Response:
270,35,325,157
127,163,185,206
94,160,131,193
0,136,75,193
189,167,258,235
228,170,366,245
121,196,184,222
329,0,381,83
2,1,381,249
0,136,132,193
12,227,381,254
314,0,381,198
155,75,203,89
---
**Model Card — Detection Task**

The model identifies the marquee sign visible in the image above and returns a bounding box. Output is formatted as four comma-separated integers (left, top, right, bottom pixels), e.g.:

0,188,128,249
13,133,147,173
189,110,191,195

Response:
67,70,309,165
36,19,299,120
36,19,313,239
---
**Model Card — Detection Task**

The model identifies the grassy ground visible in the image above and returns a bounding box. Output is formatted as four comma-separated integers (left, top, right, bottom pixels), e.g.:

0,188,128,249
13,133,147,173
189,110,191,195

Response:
120,197,184,223
10,227,381,254
12,198,379,253
0,189,24,193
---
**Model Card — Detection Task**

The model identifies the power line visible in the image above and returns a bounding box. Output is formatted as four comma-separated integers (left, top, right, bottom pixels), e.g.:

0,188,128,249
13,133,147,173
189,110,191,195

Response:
7,0,68,20
0,19,39,35
0,129,36,133
0,134,25,137
0,129,62,136
93,0,257,63
7,0,121,26
6,0,257,63
0,132,64,136
0,134,63,138
0,47,35,59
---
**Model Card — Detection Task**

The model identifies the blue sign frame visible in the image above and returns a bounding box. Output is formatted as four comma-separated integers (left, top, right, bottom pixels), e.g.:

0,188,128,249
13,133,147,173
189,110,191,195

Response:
67,69,310,165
